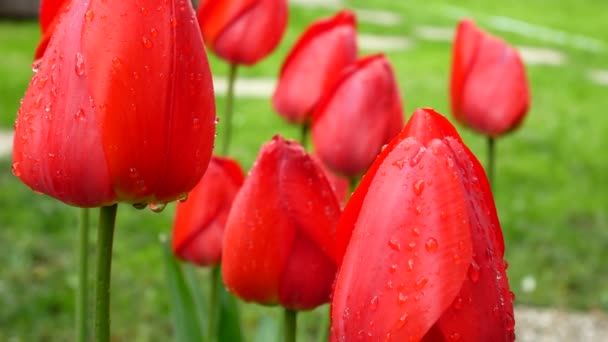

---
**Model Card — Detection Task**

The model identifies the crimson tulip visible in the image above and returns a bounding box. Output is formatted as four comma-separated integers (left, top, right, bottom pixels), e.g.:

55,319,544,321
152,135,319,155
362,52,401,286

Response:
222,135,340,310
450,19,530,137
197,0,288,65
172,156,244,266
35,0,68,59
312,54,404,178
13,0,216,208
272,10,357,124
331,108,514,341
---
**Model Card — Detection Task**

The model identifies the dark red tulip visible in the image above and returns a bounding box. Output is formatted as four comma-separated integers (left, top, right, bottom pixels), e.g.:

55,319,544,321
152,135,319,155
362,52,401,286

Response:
272,10,357,124
172,156,244,266
222,135,341,310
197,0,288,65
450,19,530,137
312,54,404,178
35,0,69,59
13,0,216,208
331,108,514,341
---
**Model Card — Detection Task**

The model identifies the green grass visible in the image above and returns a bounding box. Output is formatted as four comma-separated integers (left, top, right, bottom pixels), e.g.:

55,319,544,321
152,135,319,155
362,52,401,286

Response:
1,0,608,340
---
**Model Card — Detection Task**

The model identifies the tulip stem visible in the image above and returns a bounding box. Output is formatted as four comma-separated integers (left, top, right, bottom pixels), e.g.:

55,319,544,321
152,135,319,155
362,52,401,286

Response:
208,265,220,342
284,309,297,342
221,63,239,156
95,204,118,342
299,123,309,149
487,137,495,188
76,208,89,342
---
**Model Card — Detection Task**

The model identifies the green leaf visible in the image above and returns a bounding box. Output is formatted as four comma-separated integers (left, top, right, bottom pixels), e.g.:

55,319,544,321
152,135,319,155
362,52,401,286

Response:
215,268,243,342
160,235,205,342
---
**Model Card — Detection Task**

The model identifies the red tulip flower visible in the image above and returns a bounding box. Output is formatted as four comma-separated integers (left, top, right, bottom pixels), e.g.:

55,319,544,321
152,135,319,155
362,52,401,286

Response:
172,156,244,266
13,0,216,208
331,108,514,341
35,0,68,59
222,135,341,310
450,19,530,137
272,10,357,124
312,54,404,178
197,0,288,65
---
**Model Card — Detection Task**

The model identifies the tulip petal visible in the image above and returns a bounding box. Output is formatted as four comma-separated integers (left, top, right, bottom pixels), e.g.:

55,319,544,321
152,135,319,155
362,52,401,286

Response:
13,0,115,207
331,137,473,341
83,0,215,204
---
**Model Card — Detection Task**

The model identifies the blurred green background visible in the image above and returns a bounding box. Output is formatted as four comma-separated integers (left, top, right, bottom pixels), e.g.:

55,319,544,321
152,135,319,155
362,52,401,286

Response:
1,0,607,340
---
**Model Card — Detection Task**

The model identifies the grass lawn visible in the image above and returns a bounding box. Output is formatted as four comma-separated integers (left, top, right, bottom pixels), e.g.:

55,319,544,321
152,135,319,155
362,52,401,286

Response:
1,0,608,340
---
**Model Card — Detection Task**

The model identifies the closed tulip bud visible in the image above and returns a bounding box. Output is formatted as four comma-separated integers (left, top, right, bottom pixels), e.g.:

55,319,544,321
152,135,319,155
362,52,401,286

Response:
222,135,341,310
197,0,288,65
272,10,357,124
450,19,530,137
13,0,216,208
172,156,244,266
312,54,404,178
331,108,514,341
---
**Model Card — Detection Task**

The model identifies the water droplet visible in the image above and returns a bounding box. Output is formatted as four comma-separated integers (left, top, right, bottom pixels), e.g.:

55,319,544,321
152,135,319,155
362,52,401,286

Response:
415,277,428,290
129,167,139,178
84,10,94,21
449,332,461,341
407,258,414,271
397,292,408,304
409,146,425,166
452,254,463,264
425,238,438,253
132,202,147,209
415,205,422,215
396,313,408,329
149,202,166,213
369,296,379,311
412,227,420,236
469,259,480,282
112,57,121,67
32,60,41,73
389,264,398,273
142,36,153,48
150,28,159,38
37,75,48,89
75,109,85,121
75,52,85,76
453,296,464,310
192,117,200,130
412,179,425,196
406,242,416,251
388,237,401,251
11,162,21,177
386,281,393,289
508,291,516,302
504,312,515,331
178,193,188,203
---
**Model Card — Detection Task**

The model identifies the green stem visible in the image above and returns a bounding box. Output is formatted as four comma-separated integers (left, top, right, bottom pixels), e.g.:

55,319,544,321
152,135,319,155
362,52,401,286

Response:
349,177,359,194
299,123,309,149
221,64,239,156
76,208,89,342
284,309,297,342
487,136,495,189
316,305,330,342
95,204,118,342
208,265,220,342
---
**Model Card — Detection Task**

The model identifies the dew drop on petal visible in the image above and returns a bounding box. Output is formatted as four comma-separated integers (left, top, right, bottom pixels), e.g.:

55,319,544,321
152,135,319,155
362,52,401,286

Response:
388,237,401,251
369,296,379,311
149,202,166,213
11,162,21,177
396,313,408,329
415,277,428,290
413,179,425,196
469,259,481,282
449,332,461,341
75,109,85,121
407,258,414,271
425,238,438,253
75,52,85,76
142,36,153,48
84,10,94,21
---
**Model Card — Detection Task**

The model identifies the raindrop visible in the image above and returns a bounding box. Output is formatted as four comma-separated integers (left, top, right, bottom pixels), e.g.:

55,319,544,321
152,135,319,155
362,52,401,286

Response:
132,202,147,210
388,237,401,251
75,52,85,76
385,281,393,289
415,205,422,215
469,259,480,282
409,146,425,166
412,227,420,236
406,242,416,251
449,332,461,341
214,117,220,124
407,258,414,271
11,162,21,177
415,277,428,290
112,57,121,67
192,117,201,130
369,296,379,311
396,313,408,329
75,109,85,121
149,202,166,213
37,75,49,89
397,292,408,304
32,60,41,73
452,254,463,264
389,264,398,273
150,28,159,38
453,296,464,310
178,193,188,203
425,238,438,253
504,312,515,331
413,179,425,196
84,10,94,21
142,36,153,49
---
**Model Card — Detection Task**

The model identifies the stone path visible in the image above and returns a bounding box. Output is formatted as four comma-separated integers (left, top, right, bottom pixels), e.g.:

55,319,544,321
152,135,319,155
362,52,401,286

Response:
355,8,403,27
516,306,608,341
0,130,12,159
518,46,567,66
359,34,413,52
587,69,608,86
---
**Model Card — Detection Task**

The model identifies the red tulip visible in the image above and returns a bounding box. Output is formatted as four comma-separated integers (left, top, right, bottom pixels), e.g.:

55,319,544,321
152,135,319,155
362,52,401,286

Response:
172,156,244,266
331,108,514,341
197,0,288,65
13,0,216,208
312,54,404,178
450,19,530,137
35,0,69,59
222,135,340,310
272,10,357,124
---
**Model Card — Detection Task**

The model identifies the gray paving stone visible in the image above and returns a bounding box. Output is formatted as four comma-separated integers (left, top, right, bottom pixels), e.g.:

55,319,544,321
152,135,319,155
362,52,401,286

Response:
359,34,413,52
518,46,567,66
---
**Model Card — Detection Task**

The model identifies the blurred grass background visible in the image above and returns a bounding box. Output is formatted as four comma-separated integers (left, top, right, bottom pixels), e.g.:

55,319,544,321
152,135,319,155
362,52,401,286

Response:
1,0,607,340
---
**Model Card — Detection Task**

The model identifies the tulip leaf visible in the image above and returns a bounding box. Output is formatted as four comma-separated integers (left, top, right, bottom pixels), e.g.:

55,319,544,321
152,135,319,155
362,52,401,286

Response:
160,236,205,342
215,268,244,342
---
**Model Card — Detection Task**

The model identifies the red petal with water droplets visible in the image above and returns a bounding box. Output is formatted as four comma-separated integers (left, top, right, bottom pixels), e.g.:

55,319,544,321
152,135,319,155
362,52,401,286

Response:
312,54,404,178
331,136,473,341
272,10,357,123
172,156,244,266
222,136,339,309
